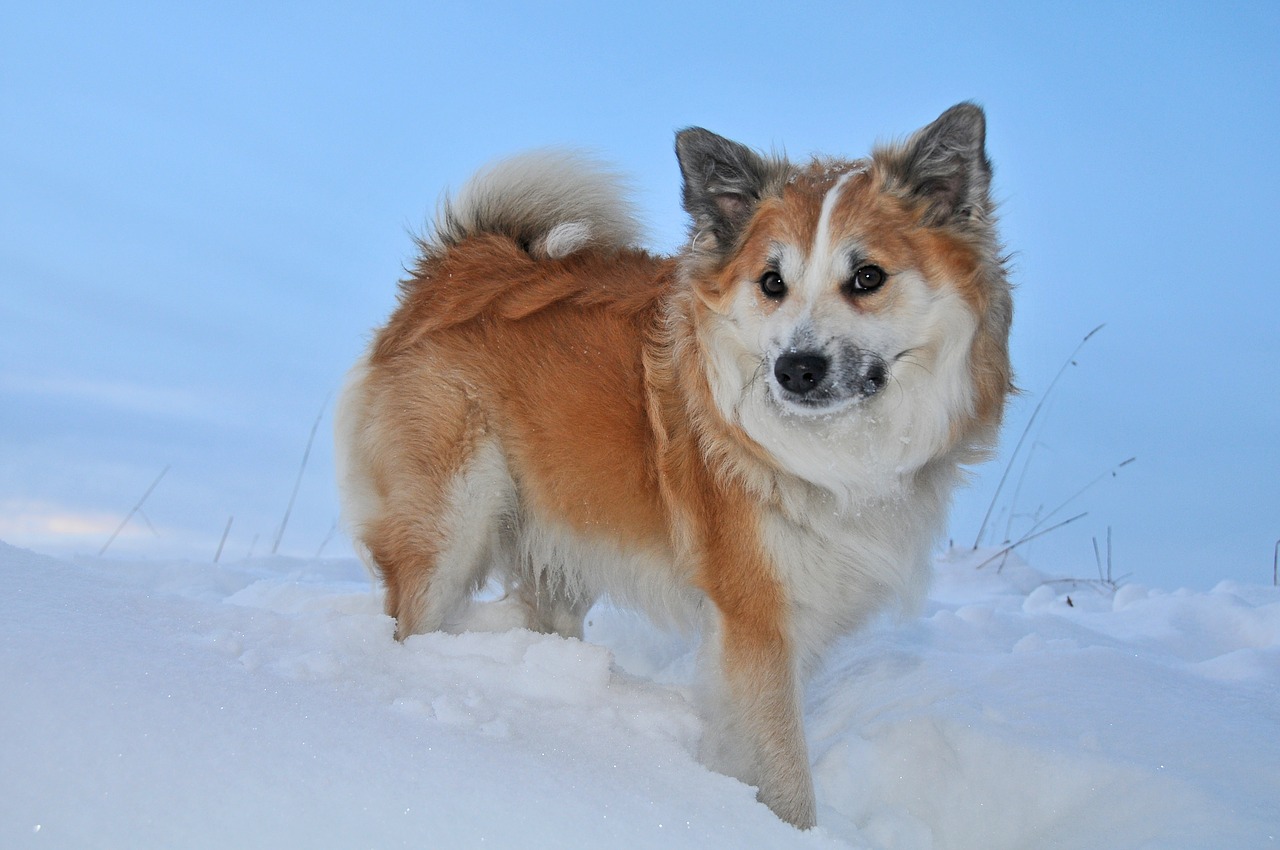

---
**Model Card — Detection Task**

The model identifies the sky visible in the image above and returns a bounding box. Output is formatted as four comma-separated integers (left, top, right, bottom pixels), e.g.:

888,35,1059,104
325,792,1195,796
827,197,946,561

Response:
2,1,1277,590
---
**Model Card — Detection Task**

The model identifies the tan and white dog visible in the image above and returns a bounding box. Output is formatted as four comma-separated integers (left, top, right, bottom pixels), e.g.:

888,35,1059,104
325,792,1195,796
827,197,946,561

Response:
336,103,1013,828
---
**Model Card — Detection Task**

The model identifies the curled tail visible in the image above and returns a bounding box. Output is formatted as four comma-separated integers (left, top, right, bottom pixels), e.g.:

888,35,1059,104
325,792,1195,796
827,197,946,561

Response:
427,150,643,259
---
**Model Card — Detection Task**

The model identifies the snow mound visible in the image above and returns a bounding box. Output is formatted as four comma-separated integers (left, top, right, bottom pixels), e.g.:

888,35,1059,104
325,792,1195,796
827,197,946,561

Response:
1,541,1276,849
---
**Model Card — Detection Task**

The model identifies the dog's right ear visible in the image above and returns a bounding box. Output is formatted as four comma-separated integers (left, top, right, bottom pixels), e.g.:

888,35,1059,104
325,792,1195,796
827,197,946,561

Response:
878,102,993,228
675,128,774,255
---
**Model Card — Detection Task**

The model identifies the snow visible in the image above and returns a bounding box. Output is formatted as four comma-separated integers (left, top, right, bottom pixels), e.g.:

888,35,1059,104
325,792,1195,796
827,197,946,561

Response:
1,541,1276,849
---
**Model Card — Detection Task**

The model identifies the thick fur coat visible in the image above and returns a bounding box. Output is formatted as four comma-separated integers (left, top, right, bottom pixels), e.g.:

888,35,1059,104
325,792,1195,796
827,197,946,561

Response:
336,103,1013,828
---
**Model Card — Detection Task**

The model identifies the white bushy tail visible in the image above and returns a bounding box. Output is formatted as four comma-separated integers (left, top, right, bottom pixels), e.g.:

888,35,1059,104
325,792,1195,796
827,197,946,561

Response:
429,150,643,259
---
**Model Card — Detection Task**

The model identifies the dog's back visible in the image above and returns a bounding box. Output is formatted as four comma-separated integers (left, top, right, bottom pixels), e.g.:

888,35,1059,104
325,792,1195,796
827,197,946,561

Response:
336,152,687,639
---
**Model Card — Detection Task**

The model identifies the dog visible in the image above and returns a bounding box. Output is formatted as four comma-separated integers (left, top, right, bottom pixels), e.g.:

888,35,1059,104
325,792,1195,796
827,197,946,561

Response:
335,102,1013,829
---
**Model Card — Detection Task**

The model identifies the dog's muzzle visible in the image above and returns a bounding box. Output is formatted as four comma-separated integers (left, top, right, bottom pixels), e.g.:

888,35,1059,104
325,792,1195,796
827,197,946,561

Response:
771,348,888,410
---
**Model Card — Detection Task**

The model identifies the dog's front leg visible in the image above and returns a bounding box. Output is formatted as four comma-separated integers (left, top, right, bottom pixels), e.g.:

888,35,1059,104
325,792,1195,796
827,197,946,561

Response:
698,604,816,829
660,432,817,827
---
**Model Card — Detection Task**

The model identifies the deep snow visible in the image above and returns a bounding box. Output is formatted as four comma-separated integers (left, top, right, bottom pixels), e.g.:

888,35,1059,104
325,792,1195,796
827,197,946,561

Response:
1,541,1276,849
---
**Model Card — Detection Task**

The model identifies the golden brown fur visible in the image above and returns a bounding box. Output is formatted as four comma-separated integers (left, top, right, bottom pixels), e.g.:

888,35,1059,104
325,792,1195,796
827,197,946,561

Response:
337,104,1012,829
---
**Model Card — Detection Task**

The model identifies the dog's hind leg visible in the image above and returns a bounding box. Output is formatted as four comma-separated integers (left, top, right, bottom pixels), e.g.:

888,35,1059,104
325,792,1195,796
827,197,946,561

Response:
366,435,514,640
512,572,595,640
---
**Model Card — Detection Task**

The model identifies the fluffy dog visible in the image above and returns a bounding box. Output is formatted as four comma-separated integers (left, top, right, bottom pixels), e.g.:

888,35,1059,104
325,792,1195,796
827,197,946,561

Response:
336,102,1013,828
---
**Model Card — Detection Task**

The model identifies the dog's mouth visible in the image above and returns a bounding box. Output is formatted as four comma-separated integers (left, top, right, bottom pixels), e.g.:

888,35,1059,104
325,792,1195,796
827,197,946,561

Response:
767,348,889,415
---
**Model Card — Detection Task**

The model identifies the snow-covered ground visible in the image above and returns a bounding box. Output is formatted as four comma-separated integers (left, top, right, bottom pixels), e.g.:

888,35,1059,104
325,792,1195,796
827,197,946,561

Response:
2,540,1276,849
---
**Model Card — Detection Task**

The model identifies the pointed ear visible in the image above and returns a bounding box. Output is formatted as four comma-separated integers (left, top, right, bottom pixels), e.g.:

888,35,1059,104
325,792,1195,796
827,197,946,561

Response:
880,102,992,226
675,127,776,253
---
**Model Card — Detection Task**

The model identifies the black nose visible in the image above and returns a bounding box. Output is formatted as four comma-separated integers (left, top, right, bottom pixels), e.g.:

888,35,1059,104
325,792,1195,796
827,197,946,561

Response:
773,351,829,395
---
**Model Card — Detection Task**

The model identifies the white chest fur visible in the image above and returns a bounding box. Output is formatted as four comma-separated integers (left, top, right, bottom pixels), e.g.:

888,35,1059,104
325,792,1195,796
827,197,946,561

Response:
759,472,953,673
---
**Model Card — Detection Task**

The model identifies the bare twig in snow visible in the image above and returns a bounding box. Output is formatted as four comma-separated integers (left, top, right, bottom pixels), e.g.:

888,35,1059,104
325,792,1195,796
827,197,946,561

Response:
1003,440,1046,544
214,516,233,563
272,396,330,556
1047,527,1129,593
136,509,160,537
973,324,1105,549
1107,526,1114,584
314,519,339,559
976,512,1088,570
99,465,170,556
1019,457,1135,544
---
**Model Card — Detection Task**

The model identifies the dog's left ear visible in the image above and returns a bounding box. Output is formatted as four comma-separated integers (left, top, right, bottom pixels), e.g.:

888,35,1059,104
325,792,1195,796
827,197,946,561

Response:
675,128,776,254
880,102,992,227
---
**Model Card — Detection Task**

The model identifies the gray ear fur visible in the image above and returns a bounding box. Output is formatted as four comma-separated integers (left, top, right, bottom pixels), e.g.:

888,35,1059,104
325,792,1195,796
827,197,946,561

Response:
675,128,777,253
883,102,992,226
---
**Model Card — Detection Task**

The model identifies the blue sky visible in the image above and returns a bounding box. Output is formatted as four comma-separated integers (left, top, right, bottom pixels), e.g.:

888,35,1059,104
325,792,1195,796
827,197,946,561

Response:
2,1,1277,589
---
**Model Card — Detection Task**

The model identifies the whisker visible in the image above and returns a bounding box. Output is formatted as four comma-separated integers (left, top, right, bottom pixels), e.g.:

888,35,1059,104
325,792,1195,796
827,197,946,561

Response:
741,356,769,407
893,347,933,377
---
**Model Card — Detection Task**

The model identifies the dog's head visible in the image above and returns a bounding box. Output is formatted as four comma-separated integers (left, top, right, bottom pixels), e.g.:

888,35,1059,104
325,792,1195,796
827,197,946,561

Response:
675,104,1013,495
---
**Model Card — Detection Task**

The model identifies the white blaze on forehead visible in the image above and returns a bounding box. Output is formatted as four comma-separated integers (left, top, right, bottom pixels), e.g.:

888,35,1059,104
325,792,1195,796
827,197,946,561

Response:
787,170,855,302
813,170,856,261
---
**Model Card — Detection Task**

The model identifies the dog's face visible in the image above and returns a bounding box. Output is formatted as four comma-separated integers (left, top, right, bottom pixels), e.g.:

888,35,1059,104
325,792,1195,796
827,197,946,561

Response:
676,106,1012,495
724,165,949,419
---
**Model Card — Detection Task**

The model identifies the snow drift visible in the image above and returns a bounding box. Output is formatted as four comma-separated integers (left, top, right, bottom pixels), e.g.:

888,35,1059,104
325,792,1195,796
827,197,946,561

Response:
1,541,1276,849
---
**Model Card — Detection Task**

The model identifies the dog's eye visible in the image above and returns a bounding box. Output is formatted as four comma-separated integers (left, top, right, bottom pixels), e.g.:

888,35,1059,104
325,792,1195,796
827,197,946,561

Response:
847,264,886,294
759,271,787,299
